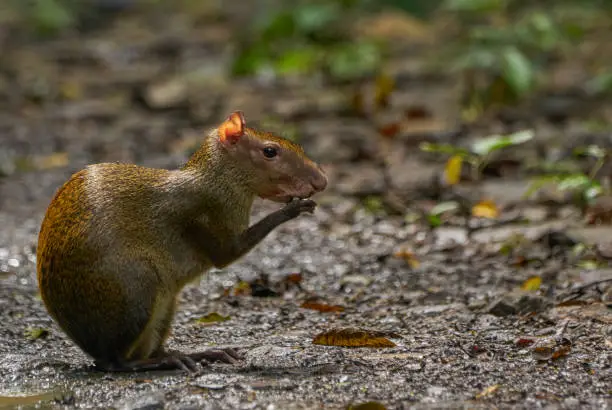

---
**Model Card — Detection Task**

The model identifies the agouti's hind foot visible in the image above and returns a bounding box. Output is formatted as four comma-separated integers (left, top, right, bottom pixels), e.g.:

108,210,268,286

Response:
188,347,243,364
94,355,200,374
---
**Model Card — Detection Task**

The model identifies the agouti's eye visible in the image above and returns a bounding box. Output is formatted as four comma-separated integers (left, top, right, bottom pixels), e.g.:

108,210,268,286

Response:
263,147,278,158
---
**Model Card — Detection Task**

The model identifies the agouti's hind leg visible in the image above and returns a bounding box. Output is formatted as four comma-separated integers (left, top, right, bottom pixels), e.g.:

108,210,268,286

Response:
151,301,242,366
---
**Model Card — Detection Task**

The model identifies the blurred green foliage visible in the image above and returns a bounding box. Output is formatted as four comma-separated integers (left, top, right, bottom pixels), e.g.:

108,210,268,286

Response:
231,0,385,81
3,0,611,95
441,0,611,107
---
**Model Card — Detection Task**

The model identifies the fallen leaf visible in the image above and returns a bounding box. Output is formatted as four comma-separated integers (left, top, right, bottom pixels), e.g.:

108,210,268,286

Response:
25,327,49,340
232,280,251,296
475,384,500,399
556,300,589,307
393,248,420,268
195,312,231,325
472,199,499,219
348,401,388,410
405,106,431,119
521,276,542,292
285,272,303,284
374,73,395,109
532,337,572,361
551,344,572,359
33,152,69,170
59,81,83,100
313,327,397,348
0,391,66,408
300,301,345,313
444,155,463,186
378,123,401,139
515,337,536,347
353,10,431,43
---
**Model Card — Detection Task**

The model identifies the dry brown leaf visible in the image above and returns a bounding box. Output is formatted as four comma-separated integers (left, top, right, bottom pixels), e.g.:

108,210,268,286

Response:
283,273,303,285
378,123,401,139
349,402,388,410
521,276,542,292
300,301,345,313
472,199,499,219
532,337,572,361
405,106,432,119
313,327,397,348
515,337,536,347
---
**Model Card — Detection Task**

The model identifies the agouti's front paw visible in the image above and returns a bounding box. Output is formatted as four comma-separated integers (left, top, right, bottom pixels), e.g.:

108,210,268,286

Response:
282,198,317,219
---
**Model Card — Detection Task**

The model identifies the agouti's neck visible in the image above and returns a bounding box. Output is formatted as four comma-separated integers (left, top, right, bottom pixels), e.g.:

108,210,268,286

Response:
164,135,255,220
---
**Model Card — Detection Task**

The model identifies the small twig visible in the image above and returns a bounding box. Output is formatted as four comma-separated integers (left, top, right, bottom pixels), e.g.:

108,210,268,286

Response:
558,277,612,303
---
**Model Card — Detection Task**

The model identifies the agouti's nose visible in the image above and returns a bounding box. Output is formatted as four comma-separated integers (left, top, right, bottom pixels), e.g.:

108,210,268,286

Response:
310,165,328,192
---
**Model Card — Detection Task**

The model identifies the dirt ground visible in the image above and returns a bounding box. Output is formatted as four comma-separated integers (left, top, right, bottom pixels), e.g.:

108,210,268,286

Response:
0,2,611,409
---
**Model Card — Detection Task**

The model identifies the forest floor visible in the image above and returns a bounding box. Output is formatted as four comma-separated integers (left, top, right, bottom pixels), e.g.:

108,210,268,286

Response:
0,3,610,409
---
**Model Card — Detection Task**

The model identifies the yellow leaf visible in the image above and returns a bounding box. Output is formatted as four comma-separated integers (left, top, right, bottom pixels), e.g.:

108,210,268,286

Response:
472,199,499,219
195,312,231,325
33,152,69,170
475,384,500,399
313,327,397,348
521,276,542,292
444,155,463,186
60,81,83,100
374,73,395,110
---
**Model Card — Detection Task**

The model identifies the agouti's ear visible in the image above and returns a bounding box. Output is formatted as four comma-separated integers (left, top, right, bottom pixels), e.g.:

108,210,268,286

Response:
219,111,246,145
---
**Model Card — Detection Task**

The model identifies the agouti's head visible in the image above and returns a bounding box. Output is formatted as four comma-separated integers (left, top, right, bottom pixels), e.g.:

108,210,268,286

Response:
217,111,327,203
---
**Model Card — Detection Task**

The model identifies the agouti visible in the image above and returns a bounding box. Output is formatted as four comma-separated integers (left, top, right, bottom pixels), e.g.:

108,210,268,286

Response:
36,111,327,373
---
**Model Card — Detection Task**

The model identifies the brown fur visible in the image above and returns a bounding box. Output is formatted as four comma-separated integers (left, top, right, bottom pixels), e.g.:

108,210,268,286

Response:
36,114,326,369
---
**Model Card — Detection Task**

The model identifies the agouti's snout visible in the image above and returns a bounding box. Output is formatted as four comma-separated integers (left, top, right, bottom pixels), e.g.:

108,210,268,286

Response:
310,164,328,193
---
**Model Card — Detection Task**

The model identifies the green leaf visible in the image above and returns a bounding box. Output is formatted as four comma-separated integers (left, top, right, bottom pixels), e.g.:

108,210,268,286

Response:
419,142,470,157
363,196,384,214
584,185,603,201
501,47,533,97
327,41,381,80
259,10,296,42
470,129,534,156
275,47,320,75
427,214,442,228
452,48,497,71
586,71,612,96
293,3,340,34
25,327,49,340
231,43,271,76
573,145,606,159
523,175,561,199
30,0,75,35
430,201,460,216
557,174,593,191
442,0,507,13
